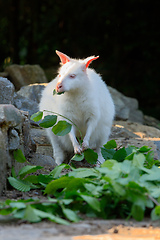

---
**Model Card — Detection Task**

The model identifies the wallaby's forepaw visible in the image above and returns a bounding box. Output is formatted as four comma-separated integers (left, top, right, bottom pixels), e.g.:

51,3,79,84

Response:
74,145,83,155
82,140,89,151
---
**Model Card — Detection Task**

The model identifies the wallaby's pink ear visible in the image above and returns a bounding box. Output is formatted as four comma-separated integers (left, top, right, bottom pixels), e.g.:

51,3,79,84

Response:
84,56,99,69
56,50,70,64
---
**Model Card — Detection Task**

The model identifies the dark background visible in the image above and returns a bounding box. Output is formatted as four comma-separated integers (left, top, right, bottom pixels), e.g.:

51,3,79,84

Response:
0,0,160,119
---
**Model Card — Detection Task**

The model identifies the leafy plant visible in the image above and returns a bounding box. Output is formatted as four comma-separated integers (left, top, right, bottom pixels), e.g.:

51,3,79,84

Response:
1,141,160,224
31,110,98,165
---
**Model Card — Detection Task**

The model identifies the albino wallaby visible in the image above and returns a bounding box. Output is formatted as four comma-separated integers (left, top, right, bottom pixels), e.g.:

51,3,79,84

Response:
39,51,115,165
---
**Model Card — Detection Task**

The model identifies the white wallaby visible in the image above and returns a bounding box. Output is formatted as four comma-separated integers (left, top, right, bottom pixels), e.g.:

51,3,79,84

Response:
39,50,115,165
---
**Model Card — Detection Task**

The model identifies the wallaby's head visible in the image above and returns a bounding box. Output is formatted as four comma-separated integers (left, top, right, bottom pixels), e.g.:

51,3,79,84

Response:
55,51,99,93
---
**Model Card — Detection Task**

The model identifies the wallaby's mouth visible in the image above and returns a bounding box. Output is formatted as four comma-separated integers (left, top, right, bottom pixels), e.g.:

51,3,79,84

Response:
53,89,65,96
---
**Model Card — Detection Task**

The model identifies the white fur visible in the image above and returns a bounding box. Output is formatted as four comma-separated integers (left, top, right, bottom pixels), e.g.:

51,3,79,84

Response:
39,53,115,165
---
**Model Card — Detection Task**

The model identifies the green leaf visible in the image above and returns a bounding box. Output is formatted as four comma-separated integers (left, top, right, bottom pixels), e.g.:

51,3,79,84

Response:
71,153,84,162
52,121,72,136
11,166,17,178
84,149,98,165
13,149,26,163
113,147,127,162
18,165,43,179
53,89,56,95
39,115,57,128
101,160,114,169
45,176,74,195
80,194,101,212
69,168,99,178
103,140,117,149
9,202,26,209
139,146,151,153
30,111,43,122
8,177,31,192
50,164,70,178
101,148,116,160
62,208,80,222
24,205,41,222
133,153,145,168
33,208,69,225
131,204,144,221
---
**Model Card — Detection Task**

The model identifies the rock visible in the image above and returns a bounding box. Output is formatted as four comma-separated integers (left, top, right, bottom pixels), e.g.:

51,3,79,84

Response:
0,104,36,195
5,64,48,90
111,120,160,159
14,93,39,117
13,83,47,116
16,83,47,104
29,153,56,167
108,86,144,123
0,77,15,104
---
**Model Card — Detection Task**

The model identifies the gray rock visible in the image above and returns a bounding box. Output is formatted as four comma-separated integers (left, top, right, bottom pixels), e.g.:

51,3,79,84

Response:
14,93,39,117
17,83,47,104
5,64,48,90
0,77,15,104
29,153,56,167
8,129,20,151
0,105,36,195
108,86,144,123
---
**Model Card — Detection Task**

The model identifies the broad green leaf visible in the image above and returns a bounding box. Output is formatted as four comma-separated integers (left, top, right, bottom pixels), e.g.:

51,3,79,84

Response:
101,160,115,169
125,145,137,156
84,149,98,164
133,153,145,168
80,194,101,212
45,176,74,195
62,208,80,222
120,160,132,174
18,165,43,179
84,183,103,196
131,204,144,221
103,140,117,149
13,149,26,163
112,182,126,196
33,208,69,225
71,153,84,162
101,148,116,160
113,147,127,162
139,146,151,153
50,164,70,178
140,165,160,182
8,177,31,192
9,202,26,209
24,175,39,184
39,115,57,128
30,111,43,122
0,208,14,215
69,168,99,178
65,178,86,191
52,121,72,136
23,205,41,222
151,208,160,221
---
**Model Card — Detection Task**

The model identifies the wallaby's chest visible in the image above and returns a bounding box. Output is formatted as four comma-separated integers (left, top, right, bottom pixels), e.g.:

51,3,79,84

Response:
61,95,92,125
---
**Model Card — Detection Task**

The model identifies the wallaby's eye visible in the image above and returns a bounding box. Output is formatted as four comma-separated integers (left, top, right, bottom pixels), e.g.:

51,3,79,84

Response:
59,74,61,78
69,74,76,79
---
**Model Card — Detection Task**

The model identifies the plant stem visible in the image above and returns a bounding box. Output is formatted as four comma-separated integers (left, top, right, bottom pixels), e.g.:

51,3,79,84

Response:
145,193,160,206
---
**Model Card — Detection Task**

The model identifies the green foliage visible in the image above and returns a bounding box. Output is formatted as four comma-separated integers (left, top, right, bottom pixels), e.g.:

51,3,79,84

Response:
52,121,72,136
1,142,160,224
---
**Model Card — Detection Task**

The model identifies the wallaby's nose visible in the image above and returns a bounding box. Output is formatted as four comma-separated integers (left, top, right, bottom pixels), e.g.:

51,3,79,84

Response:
56,83,63,92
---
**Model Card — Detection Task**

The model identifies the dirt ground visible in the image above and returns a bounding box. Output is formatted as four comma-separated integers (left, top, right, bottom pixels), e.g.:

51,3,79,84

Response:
0,217,160,240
